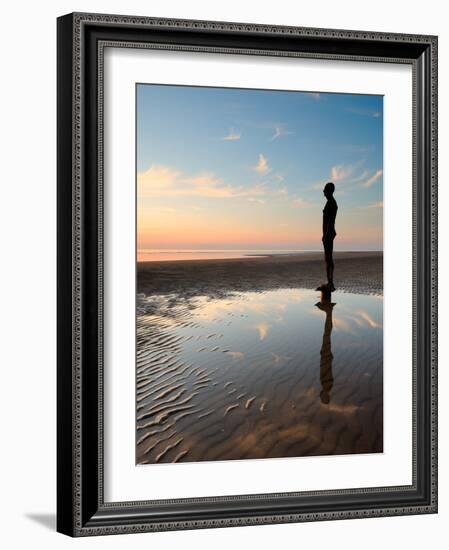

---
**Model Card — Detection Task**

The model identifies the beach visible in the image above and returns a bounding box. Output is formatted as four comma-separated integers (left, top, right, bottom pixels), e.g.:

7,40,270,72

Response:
138,251,383,299
136,252,383,464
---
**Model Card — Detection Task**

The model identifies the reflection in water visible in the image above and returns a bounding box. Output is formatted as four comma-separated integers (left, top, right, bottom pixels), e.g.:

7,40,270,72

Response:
316,295,335,404
136,288,383,464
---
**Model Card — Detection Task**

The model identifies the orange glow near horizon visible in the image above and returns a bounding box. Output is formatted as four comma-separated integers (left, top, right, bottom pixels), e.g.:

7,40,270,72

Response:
137,205,382,253
136,86,383,257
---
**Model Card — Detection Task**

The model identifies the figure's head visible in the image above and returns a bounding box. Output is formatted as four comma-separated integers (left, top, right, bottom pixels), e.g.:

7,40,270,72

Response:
323,181,335,199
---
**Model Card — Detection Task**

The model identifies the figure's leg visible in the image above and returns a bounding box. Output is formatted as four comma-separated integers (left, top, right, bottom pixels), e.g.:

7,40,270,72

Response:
328,257,332,285
325,240,335,289
325,248,332,285
317,240,334,293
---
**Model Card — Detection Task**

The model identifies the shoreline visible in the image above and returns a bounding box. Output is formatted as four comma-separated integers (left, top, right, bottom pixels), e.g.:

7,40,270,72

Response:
138,250,381,265
137,251,383,298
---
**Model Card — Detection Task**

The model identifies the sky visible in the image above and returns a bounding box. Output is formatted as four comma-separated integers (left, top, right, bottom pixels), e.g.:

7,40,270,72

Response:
137,84,383,252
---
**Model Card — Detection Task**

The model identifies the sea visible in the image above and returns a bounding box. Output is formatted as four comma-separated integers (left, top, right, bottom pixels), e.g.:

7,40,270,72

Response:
137,249,319,262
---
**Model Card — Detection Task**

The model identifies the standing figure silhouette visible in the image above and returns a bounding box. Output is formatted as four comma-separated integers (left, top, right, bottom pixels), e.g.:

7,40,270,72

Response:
317,181,338,293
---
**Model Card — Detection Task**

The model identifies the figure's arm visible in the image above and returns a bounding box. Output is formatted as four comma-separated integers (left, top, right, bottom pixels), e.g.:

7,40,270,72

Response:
322,218,332,241
323,205,337,240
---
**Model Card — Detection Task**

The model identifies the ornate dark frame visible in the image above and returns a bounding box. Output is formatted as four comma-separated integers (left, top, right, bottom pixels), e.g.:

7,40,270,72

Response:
57,12,438,537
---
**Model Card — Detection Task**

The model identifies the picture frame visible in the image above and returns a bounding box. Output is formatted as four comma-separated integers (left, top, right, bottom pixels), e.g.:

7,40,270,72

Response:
57,12,438,536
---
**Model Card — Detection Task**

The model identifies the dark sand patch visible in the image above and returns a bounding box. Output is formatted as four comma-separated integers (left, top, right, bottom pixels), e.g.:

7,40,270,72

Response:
137,252,383,300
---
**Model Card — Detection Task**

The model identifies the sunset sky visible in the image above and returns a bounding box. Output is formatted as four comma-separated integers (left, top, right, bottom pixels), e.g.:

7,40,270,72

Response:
137,84,383,254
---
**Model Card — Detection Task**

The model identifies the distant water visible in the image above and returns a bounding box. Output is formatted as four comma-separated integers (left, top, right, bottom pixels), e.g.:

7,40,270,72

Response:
137,249,318,262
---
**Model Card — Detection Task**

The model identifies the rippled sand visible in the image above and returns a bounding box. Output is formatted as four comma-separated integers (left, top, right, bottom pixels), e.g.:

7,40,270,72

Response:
136,253,383,464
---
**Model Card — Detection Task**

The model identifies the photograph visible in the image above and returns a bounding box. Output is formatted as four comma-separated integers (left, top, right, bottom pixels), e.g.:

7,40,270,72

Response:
135,84,384,464
53,7,437,538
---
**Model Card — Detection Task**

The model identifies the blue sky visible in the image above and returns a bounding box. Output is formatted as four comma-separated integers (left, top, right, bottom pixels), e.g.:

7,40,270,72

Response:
136,84,383,251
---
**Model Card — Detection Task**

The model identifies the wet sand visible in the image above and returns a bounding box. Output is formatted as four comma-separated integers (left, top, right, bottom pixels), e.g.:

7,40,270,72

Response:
136,252,383,464
138,251,383,299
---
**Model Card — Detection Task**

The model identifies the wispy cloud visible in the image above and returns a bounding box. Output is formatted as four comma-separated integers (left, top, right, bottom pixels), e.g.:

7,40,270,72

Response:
333,317,356,334
331,164,355,182
368,201,383,208
254,154,270,175
255,321,270,341
277,185,288,196
309,162,381,191
357,310,382,329
347,107,382,118
138,165,181,191
350,169,371,184
361,169,383,188
138,164,267,199
271,352,290,366
292,197,312,208
270,124,295,141
222,128,241,141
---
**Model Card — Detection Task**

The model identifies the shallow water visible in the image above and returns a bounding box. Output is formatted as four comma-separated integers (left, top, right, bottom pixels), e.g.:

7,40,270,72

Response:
136,288,383,464
137,248,316,262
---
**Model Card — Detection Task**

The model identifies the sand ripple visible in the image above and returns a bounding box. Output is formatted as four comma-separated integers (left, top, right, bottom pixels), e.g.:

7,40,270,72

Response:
136,287,383,464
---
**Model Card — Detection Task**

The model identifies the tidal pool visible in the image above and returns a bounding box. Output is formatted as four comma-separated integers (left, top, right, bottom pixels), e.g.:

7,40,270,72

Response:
136,288,383,464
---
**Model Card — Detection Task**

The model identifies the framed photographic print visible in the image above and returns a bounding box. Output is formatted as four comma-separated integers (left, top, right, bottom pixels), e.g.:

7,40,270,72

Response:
57,12,438,536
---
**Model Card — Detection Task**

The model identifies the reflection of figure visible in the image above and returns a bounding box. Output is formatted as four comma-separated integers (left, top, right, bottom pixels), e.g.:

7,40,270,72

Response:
317,182,338,293
316,295,335,404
